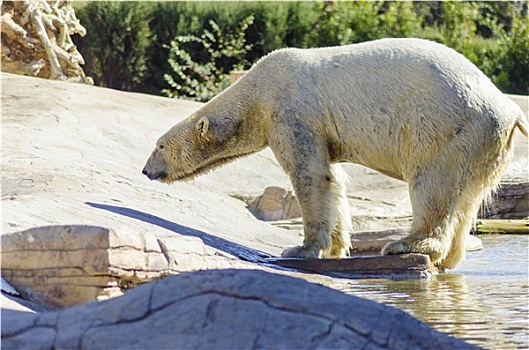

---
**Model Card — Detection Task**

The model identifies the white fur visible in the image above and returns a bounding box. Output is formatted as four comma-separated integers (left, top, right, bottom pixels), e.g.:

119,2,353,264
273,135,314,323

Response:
144,38,528,268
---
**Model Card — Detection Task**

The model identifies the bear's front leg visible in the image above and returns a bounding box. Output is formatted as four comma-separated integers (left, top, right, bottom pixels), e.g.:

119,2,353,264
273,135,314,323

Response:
279,170,338,258
282,247,321,258
281,168,351,259
269,119,350,259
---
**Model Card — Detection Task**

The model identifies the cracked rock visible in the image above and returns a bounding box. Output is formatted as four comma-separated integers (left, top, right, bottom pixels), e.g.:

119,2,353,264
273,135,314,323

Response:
1,269,478,350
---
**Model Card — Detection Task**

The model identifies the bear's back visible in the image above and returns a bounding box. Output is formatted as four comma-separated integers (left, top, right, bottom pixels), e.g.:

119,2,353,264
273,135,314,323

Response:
246,38,521,179
254,38,513,129
260,39,488,96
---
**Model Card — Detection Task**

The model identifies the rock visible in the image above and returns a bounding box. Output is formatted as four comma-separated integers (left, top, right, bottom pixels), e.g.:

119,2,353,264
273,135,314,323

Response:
248,186,301,221
1,295,36,313
269,254,438,279
0,72,525,317
1,0,92,83
230,70,246,84
0,269,478,350
1,278,19,296
466,234,484,252
1,225,245,307
479,182,529,219
1,292,53,313
352,227,412,254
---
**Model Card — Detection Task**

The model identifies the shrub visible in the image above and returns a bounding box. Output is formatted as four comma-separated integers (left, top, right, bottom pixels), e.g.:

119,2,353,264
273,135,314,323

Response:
163,15,254,102
73,1,528,96
73,2,151,91
499,9,529,94
441,1,479,62
307,1,423,46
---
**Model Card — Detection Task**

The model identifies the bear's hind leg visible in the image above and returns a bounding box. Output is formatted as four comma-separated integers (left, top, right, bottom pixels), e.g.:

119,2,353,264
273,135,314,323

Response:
440,166,504,269
438,198,477,270
382,161,462,265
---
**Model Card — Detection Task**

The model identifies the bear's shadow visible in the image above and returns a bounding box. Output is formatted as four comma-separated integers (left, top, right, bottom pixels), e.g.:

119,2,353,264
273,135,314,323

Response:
85,202,273,263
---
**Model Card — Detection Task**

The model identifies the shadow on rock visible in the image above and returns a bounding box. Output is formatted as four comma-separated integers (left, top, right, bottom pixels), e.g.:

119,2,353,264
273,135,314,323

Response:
85,202,272,263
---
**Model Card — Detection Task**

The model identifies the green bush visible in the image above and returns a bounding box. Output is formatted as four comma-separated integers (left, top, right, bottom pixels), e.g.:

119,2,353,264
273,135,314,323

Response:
141,2,187,95
441,1,479,62
73,2,151,91
163,15,254,102
307,1,423,46
73,1,528,96
499,10,529,94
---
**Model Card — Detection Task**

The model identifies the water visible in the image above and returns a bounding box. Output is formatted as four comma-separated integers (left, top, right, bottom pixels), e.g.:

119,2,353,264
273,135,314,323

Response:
336,235,529,349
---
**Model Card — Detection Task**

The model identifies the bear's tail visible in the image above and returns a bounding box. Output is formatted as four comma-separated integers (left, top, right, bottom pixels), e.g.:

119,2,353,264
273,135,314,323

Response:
516,112,529,137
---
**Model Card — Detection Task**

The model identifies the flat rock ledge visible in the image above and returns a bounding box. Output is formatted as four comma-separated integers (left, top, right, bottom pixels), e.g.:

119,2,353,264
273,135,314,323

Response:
1,225,244,307
1,269,477,350
269,254,438,279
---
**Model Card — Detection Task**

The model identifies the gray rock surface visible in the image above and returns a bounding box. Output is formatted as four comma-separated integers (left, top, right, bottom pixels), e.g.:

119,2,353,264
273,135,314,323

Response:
1,269,478,350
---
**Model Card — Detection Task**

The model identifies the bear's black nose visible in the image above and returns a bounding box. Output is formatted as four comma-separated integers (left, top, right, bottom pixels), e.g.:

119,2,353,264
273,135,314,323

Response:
142,168,167,181
142,167,149,176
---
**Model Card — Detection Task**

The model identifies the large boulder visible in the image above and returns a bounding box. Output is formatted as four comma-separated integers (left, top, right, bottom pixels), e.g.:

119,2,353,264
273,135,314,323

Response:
1,225,247,307
1,269,477,350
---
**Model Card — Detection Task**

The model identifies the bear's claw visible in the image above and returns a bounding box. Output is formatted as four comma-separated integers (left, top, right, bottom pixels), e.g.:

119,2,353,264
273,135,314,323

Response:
328,246,351,259
381,237,446,264
281,245,322,259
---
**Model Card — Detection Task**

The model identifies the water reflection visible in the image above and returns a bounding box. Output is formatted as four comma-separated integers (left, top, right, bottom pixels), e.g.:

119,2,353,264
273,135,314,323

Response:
337,235,529,349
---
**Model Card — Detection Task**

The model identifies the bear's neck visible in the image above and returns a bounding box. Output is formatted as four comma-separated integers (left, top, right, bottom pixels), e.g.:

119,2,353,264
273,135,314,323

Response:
206,82,270,155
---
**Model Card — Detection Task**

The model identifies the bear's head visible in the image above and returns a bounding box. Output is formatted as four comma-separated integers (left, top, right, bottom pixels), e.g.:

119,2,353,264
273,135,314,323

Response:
142,113,246,183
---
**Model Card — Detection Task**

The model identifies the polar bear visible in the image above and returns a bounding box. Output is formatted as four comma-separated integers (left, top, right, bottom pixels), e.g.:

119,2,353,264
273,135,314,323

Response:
143,38,528,269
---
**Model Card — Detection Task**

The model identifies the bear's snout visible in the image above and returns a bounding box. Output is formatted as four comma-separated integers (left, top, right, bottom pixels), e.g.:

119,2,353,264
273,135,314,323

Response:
142,167,167,181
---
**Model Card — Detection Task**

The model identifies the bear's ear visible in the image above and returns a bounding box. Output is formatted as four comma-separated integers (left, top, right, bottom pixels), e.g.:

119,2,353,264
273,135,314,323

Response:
195,116,211,141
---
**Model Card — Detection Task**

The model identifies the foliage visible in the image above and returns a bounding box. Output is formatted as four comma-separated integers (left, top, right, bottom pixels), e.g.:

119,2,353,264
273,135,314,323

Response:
499,9,529,94
163,15,254,102
73,1,529,97
73,1,151,91
441,1,479,62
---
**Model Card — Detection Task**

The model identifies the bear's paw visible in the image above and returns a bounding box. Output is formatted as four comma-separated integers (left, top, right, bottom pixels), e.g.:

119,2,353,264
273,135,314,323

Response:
381,237,447,264
281,245,323,259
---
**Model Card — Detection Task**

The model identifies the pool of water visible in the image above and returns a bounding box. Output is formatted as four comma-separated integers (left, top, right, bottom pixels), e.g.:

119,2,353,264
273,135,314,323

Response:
335,235,529,349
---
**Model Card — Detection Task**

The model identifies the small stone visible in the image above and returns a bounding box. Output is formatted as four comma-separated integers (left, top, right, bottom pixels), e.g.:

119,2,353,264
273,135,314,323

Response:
248,186,301,221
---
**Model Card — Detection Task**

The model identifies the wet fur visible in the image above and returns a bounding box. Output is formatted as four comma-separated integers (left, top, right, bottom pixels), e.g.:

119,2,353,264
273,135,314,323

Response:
143,38,528,269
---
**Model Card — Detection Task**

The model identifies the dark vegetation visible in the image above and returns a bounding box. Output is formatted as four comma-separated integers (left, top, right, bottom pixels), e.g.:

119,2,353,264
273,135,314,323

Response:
73,1,529,101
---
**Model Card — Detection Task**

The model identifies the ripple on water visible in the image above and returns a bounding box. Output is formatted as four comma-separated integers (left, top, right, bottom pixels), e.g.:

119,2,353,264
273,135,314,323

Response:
340,235,529,349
